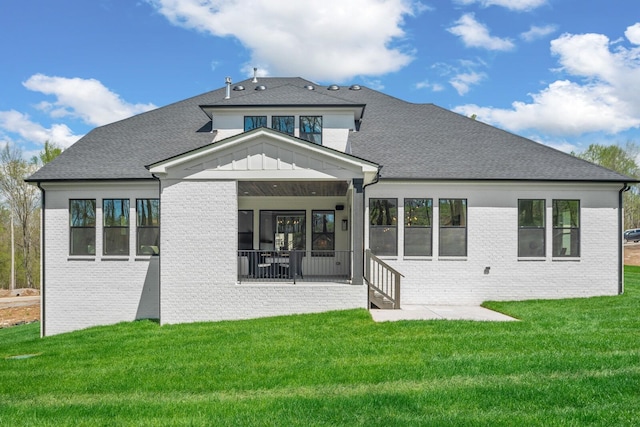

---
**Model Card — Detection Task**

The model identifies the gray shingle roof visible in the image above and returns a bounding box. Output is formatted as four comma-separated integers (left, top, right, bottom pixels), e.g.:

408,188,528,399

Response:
27,77,634,183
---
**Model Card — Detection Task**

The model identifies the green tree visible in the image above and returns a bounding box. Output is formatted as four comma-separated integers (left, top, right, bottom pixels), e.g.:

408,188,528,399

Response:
31,141,63,168
0,145,40,288
574,142,640,229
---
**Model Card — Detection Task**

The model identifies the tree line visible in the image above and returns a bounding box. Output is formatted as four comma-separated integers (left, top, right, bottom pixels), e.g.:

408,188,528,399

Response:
0,142,61,290
0,141,638,290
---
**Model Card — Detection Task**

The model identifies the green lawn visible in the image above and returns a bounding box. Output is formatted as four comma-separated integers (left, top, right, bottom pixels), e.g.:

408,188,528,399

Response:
2,268,640,426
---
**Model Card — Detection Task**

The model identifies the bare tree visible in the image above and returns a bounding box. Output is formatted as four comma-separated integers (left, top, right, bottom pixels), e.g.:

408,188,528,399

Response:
0,145,40,288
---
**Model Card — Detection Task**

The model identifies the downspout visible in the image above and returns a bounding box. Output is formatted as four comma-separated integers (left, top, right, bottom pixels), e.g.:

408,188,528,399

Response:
37,182,46,337
152,173,162,323
361,166,382,306
619,183,631,295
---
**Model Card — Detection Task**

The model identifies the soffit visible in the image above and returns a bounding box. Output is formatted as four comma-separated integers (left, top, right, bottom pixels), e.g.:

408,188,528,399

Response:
238,181,349,197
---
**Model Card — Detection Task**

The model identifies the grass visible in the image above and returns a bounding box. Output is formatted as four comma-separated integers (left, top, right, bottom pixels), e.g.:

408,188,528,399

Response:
2,268,640,426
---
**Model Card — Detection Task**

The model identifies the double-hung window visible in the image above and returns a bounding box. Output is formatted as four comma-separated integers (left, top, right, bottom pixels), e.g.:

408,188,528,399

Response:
312,210,335,255
439,199,467,256
272,116,294,135
69,199,96,255
103,199,130,255
369,198,397,256
553,200,580,257
136,199,160,255
244,116,267,131
300,116,322,144
404,198,432,256
518,199,545,257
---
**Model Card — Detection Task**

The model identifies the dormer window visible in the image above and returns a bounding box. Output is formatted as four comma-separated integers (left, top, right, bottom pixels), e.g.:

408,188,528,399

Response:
300,116,322,145
272,116,295,135
244,116,267,131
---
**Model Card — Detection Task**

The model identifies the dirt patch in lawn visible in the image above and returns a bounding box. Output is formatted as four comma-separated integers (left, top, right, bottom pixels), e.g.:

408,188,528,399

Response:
624,243,640,267
0,288,40,328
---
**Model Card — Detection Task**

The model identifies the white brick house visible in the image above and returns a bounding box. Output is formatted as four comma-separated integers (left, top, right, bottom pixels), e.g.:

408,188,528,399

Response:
28,77,634,336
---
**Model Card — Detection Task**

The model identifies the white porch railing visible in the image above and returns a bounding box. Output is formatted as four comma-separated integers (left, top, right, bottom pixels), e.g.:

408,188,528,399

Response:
364,249,403,309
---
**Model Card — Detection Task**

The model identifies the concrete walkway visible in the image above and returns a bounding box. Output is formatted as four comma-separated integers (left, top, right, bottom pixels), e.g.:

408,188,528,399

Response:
370,304,517,322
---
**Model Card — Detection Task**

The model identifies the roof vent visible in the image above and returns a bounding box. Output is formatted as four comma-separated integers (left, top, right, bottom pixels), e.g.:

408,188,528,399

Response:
224,76,232,99
349,84,361,91
255,85,267,91
303,85,313,90
233,85,245,91
252,67,258,83
328,84,340,91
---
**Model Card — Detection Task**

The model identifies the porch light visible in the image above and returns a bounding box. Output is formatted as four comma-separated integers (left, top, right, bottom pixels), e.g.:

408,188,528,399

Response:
342,219,348,231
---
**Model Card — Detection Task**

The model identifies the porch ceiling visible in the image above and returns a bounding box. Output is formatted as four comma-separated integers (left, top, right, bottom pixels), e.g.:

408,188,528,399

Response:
238,181,349,197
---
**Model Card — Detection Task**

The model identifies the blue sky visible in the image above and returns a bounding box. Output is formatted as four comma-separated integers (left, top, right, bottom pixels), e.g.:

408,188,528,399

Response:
1,0,639,160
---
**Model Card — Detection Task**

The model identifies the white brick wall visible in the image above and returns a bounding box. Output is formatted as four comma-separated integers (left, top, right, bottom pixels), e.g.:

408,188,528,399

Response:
366,181,623,305
41,182,160,336
42,177,624,335
159,179,366,325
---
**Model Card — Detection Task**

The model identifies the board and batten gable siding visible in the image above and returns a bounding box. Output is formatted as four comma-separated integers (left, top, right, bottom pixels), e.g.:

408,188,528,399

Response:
159,179,366,325
40,182,160,336
212,110,353,153
365,181,622,305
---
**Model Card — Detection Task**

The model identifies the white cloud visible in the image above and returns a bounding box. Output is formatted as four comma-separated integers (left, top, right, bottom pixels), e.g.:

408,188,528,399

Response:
0,110,81,148
454,24,640,137
625,23,640,45
415,80,445,92
146,0,419,82
521,24,557,42
450,71,486,95
455,0,547,11
23,74,157,126
447,13,515,51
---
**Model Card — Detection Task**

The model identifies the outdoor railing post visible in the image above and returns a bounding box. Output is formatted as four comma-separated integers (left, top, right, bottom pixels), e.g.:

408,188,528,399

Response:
395,271,401,309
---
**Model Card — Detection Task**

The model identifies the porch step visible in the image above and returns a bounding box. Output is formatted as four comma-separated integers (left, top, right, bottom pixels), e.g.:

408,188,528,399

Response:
369,289,395,310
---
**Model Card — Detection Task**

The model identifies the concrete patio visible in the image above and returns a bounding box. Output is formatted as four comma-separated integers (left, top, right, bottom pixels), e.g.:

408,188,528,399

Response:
370,305,518,322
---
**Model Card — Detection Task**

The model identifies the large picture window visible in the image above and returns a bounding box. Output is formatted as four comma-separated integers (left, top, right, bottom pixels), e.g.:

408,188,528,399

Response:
369,198,397,256
518,199,545,257
238,210,254,250
404,198,432,256
244,116,267,131
272,116,294,135
300,116,322,145
439,199,467,256
136,199,160,255
312,210,335,255
553,200,580,257
103,199,130,256
69,199,96,255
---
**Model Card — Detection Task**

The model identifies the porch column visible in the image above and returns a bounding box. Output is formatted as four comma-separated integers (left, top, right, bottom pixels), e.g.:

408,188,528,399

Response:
352,179,364,286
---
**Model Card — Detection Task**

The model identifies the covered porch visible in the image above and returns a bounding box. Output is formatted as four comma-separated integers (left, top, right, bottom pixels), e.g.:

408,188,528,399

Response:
236,180,357,284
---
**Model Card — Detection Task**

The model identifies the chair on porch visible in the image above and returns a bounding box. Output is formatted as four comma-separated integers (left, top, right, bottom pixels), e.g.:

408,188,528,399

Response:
249,251,273,279
282,250,303,280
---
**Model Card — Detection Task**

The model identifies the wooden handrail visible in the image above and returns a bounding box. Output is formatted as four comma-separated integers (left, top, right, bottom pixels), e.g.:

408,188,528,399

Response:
364,249,403,309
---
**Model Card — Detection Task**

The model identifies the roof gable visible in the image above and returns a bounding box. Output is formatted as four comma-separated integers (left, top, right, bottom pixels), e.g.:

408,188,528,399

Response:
147,127,379,182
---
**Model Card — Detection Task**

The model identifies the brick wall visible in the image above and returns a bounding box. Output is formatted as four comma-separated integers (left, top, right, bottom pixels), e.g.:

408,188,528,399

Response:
365,181,623,305
41,183,160,336
159,179,365,325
